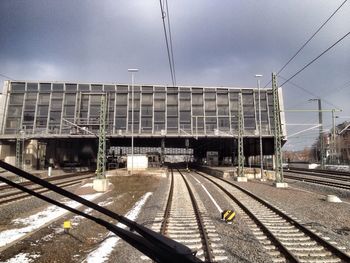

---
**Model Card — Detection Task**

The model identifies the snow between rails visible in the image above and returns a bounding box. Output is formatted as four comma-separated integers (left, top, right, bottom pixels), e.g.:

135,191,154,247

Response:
84,192,153,263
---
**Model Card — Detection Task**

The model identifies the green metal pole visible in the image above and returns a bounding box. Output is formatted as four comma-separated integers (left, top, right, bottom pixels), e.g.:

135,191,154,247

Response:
237,92,245,177
96,95,107,179
15,135,21,169
272,73,283,183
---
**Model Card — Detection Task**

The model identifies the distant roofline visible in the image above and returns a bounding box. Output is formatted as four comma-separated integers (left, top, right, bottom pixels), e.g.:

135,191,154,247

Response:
4,79,274,90
338,123,350,135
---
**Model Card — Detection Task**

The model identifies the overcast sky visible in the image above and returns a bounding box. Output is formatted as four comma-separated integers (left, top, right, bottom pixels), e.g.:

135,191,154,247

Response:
0,0,349,150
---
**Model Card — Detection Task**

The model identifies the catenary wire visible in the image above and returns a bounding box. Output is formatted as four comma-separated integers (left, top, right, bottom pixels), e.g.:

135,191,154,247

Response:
279,75,342,110
280,30,350,87
159,0,175,86
327,79,350,94
165,0,176,86
277,0,348,75
263,0,348,88
0,73,14,80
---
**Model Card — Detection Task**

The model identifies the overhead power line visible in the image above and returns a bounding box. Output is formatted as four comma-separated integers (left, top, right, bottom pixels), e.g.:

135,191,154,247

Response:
280,30,350,87
277,0,348,75
330,79,350,94
0,73,14,80
279,75,342,110
165,0,176,86
159,0,176,86
263,0,348,88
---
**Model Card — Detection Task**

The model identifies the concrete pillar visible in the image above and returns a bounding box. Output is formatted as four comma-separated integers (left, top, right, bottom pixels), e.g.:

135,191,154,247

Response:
185,138,189,169
37,142,47,170
0,144,15,166
22,139,39,170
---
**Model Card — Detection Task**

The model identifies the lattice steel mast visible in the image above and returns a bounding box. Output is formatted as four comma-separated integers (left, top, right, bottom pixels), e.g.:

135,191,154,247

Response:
15,135,22,169
96,95,107,179
237,92,245,177
272,73,284,182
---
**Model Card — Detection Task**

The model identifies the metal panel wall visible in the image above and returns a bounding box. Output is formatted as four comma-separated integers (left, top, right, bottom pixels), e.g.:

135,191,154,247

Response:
1,81,282,138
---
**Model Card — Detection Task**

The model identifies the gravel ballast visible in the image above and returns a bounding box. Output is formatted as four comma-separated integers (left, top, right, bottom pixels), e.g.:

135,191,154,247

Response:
231,178,350,253
0,175,162,263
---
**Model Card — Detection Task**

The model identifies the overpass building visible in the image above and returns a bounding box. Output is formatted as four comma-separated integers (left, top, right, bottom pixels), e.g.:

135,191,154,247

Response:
0,80,286,169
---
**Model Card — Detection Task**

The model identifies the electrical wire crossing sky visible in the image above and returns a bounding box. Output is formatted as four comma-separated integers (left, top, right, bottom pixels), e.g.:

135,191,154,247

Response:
0,0,349,150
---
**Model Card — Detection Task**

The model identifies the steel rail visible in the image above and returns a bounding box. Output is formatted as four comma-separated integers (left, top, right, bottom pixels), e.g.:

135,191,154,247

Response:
287,167,350,176
160,169,174,235
0,160,201,263
0,179,86,205
178,169,215,263
193,170,299,263
284,174,350,190
0,171,92,191
285,169,350,182
195,170,350,262
0,173,93,197
0,176,200,263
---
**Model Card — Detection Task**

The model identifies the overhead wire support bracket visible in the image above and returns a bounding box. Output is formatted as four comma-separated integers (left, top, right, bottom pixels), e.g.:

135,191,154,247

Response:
287,125,321,138
282,109,342,113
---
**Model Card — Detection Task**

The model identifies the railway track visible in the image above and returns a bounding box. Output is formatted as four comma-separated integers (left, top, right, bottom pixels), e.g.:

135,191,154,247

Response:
0,171,92,191
284,171,350,191
0,173,93,205
286,169,350,182
193,170,350,263
145,168,227,262
287,168,350,177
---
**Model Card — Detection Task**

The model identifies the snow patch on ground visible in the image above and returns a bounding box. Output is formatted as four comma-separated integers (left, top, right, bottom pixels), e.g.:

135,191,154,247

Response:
71,207,93,226
81,183,93,187
81,182,113,188
0,193,102,248
2,252,40,263
41,233,55,242
97,200,114,207
84,192,153,263
71,198,113,226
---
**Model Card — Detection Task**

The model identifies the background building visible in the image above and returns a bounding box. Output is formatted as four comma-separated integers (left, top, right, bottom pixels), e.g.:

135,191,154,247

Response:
0,80,286,169
331,122,350,164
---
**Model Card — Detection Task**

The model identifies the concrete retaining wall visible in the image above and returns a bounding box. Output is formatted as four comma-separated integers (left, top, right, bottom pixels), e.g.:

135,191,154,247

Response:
288,163,318,169
193,164,266,180
195,166,227,178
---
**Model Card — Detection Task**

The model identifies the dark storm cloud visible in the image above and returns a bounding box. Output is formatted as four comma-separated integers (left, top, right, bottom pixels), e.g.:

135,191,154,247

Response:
0,0,349,149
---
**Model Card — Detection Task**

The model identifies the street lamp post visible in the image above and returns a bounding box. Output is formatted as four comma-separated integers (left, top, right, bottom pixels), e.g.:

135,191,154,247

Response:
255,74,263,178
128,69,139,176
